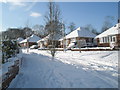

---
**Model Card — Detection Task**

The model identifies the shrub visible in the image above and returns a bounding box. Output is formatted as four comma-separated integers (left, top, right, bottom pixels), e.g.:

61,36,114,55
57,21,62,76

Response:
2,40,19,63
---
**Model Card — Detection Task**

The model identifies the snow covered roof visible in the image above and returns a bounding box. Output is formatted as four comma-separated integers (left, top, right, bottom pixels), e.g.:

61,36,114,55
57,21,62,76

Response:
37,34,62,43
17,37,24,43
20,34,41,43
19,39,28,44
95,23,120,38
59,27,96,41
37,35,50,43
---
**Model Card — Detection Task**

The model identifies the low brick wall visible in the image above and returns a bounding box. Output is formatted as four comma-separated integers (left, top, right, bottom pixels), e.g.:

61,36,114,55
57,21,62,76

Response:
71,49,113,51
38,48,116,51
2,59,22,90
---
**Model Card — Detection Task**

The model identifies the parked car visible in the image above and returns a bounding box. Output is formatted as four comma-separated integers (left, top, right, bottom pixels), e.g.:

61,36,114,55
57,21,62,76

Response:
66,42,77,50
30,45,38,49
83,43,94,48
38,47,48,50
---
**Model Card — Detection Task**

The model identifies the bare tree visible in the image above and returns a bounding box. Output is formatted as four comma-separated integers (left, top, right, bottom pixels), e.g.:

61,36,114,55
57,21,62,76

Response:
68,22,76,33
24,20,32,52
32,24,45,37
44,1,63,58
101,16,115,32
62,21,66,52
83,24,99,35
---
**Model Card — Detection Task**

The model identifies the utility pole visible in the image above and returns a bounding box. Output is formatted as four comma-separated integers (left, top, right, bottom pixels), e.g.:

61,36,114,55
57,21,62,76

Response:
62,21,66,52
26,29,29,53
25,19,30,53
27,37,29,53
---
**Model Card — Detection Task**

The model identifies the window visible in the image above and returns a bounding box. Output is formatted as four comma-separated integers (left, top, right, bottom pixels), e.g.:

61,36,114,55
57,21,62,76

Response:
100,36,116,43
107,37,109,43
103,37,105,43
113,37,115,42
104,37,106,43
104,37,107,43
108,37,110,42
100,38,103,43
112,36,116,42
110,36,112,42
101,37,109,43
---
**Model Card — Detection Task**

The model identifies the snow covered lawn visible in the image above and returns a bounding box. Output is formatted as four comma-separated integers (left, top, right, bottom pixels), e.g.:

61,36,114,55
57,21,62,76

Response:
9,49,118,88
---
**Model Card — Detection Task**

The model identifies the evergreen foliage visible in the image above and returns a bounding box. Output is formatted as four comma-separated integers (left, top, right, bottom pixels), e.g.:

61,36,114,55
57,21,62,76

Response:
2,40,19,63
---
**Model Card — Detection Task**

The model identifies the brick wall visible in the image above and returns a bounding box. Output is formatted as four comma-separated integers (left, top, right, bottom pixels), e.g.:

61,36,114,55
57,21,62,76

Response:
116,34,120,47
96,34,120,47
2,59,21,89
20,42,37,47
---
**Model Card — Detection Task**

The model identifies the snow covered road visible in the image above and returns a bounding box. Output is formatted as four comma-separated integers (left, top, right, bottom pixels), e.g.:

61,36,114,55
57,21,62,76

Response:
9,50,118,88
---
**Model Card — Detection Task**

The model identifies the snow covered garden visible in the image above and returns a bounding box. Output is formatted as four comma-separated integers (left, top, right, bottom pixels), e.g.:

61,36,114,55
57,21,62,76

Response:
1,1,120,89
8,49,118,88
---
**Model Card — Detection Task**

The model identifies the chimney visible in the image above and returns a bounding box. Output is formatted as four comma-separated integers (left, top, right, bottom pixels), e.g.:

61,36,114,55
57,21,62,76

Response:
118,19,120,29
118,19,120,23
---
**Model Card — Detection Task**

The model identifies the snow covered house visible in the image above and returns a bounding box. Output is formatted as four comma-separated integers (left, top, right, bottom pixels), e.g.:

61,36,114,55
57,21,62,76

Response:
19,34,41,47
95,23,120,48
37,35,50,48
37,34,62,48
17,37,24,43
59,27,97,48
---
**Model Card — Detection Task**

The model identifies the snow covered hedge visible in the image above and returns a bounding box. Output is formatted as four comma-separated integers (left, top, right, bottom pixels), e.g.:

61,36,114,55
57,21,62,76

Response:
2,40,19,64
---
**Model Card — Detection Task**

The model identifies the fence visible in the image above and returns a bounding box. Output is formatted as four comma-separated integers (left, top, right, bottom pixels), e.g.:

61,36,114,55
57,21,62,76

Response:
2,58,22,90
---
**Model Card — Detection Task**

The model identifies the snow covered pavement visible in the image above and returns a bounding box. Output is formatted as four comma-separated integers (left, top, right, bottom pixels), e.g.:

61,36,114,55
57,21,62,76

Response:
9,49,118,88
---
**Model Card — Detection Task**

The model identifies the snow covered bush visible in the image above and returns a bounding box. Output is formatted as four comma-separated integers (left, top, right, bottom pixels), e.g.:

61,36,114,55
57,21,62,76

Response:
2,40,19,63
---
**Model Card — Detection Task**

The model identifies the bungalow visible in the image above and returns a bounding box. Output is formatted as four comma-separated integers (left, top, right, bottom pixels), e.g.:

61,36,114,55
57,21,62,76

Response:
37,35,50,48
59,27,97,48
17,37,24,43
95,23,120,48
37,34,62,48
19,34,41,47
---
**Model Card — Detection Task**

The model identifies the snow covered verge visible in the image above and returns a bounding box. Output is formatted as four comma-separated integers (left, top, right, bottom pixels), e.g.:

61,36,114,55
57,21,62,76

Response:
9,49,118,88
1,53,23,88
0,51,2,88
2,54,22,76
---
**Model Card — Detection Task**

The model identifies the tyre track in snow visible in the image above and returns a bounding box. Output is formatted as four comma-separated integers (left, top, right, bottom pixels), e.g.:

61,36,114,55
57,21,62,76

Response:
31,52,117,88
9,51,118,88
79,54,118,87
57,58,118,88
40,60,70,88
90,70,118,87
55,51,118,88
35,51,117,88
